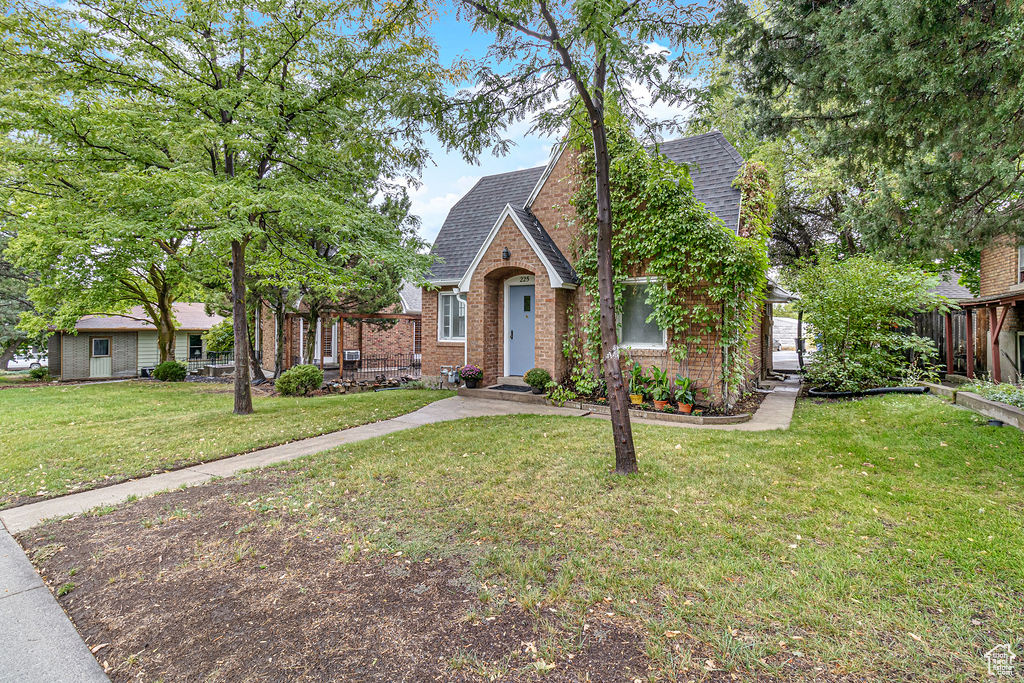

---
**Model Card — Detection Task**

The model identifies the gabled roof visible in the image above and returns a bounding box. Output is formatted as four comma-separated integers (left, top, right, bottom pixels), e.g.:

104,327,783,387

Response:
457,204,579,291
398,281,422,314
72,303,223,332
428,131,745,284
428,166,545,282
655,131,744,234
929,271,973,301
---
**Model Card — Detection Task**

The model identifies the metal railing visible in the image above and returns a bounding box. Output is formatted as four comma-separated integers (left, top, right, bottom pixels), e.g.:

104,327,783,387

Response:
342,353,421,381
186,352,235,374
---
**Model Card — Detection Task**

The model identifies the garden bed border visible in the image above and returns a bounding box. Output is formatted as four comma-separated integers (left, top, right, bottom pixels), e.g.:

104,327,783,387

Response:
456,387,752,425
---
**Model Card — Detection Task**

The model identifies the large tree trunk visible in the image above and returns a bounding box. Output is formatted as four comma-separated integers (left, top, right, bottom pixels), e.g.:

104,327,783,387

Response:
248,299,267,383
0,340,19,371
231,239,253,414
303,306,320,366
155,293,176,364
591,118,637,475
274,288,286,376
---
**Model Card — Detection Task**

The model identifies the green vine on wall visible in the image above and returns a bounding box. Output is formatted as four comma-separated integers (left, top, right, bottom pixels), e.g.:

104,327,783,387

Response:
567,116,774,403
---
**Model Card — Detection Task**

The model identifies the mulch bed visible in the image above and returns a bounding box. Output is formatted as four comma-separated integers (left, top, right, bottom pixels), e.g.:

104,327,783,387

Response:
583,390,766,418
18,475,651,682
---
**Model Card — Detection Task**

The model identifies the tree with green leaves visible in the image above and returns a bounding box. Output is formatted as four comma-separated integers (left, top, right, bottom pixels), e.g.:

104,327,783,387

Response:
1,0,481,414
791,253,951,392
720,0,1024,255
457,0,713,474
0,228,36,370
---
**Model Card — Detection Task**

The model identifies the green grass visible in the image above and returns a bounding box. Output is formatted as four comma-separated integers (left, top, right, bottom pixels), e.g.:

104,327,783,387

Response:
261,394,1023,680
0,370,37,385
0,381,452,506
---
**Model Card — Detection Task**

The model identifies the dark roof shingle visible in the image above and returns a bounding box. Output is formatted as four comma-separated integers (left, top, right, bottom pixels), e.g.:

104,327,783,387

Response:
428,166,545,281
428,131,744,283
656,131,743,234
509,206,578,285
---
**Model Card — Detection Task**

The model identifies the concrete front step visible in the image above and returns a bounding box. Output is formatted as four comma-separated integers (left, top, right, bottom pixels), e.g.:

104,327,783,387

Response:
496,376,528,387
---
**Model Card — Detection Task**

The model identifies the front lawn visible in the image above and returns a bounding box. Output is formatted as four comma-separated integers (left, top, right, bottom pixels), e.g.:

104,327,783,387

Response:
0,369,38,385
0,381,452,507
22,394,1024,681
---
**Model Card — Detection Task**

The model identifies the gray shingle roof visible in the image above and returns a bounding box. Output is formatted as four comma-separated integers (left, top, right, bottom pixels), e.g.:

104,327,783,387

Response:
656,131,743,234
509,206,579,285
428,166,545,281
427,131,744,283
398,281,422,313
930,271,973,301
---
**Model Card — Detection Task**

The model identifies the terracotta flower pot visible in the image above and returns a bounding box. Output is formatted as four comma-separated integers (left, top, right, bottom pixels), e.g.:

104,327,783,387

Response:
629,394,644,405
678,403,693,414
653,399,669,410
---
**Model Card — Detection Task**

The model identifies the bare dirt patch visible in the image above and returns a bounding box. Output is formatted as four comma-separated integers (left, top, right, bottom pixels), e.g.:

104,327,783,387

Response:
19,475,651,682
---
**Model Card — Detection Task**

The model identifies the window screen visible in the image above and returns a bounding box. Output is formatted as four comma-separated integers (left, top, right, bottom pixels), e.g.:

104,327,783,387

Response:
620,283,664,346
91,338,110,357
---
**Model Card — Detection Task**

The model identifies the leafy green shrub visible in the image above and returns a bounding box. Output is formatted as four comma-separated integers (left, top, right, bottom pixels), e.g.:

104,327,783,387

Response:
401,379,428,390
546,381,577,407
275,364,323,396
963,380,1024,410
524,367,551,390
792,253,948,392
28,367,49,380
153,360,187,382
202,320,234,354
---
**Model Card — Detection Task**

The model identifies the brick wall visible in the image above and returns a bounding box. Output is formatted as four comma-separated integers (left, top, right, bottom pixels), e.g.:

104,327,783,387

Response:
980,236,1022,297
464,214,560,386
421,285,465,380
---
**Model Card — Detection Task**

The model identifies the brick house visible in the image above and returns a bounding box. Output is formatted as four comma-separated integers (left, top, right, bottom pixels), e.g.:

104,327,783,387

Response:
959,237,1024,382
258,282,422,375
421,131,776,400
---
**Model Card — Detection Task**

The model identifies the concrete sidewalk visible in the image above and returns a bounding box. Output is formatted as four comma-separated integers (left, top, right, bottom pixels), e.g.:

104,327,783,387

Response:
0,523,108,682
0,397,588,534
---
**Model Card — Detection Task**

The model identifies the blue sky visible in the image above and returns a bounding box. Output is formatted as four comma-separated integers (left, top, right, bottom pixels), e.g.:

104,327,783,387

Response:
409,3,695,245
408,2,564,245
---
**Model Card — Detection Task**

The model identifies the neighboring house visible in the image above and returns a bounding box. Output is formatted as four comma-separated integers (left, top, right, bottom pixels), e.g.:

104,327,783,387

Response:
916,271,974,376
960,239,1024,382
421,131,773,399
47,303,224,381
258,281,423,375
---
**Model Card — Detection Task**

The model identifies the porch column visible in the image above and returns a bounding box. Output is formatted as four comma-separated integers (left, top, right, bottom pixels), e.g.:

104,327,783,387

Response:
965,309,975,379
944,312,954,375
989,305,1010,382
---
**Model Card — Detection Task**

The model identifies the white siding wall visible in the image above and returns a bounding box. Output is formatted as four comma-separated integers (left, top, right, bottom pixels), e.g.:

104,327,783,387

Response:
137,331,160,368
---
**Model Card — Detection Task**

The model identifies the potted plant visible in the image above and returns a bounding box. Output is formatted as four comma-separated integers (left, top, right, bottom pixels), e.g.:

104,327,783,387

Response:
460,364,483,389
648,366,671,410
674,375,695,414
628,362,646,405
524,367,551,394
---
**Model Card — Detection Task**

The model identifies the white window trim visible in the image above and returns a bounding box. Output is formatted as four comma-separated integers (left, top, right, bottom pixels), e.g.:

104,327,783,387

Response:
1018,246,1024,283
617,277,668,350
503,274,536,376
437,291,467,342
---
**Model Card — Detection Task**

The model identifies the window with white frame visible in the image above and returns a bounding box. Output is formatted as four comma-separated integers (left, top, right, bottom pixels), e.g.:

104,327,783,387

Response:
1018,246,1024,284
438,291,466,341
618,280,666,348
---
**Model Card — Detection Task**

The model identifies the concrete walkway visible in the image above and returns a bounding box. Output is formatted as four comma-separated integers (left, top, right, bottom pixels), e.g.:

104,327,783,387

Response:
0,383,798,682
0,523,108,682
1,384,800,534
0,397,588,534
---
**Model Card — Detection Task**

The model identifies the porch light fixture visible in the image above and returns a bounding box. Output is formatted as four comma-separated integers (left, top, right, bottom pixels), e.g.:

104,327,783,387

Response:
501,247,511,260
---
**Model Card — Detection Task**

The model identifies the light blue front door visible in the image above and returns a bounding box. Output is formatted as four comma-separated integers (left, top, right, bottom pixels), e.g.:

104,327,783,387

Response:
508,285,535,376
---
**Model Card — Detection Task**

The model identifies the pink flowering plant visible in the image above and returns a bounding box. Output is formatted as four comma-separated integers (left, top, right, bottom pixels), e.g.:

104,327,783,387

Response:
459,364,483,381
